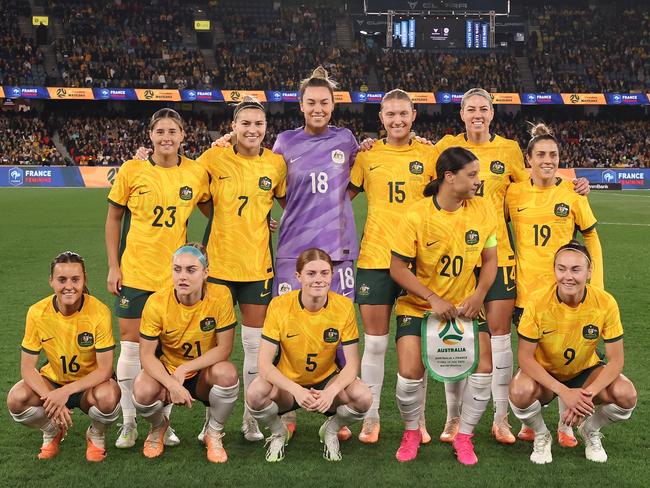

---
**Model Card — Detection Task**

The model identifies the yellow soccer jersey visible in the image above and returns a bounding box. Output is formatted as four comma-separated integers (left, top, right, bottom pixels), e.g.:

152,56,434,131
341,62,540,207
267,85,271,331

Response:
518,284,623,382
198,146,286,281
108,156,210,291
140,283,237,379
506,178,597,307
350,139,436,269
393,196,497,318
261,290,359,387
21,295,115,385
433,133,527,267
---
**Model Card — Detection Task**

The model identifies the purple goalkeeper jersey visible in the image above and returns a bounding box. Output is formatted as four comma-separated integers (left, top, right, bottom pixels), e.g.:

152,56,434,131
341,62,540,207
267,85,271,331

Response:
273,126,359,261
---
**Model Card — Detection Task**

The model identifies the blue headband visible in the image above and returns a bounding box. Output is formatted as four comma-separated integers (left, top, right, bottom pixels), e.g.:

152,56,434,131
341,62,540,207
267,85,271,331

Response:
174,246,208,268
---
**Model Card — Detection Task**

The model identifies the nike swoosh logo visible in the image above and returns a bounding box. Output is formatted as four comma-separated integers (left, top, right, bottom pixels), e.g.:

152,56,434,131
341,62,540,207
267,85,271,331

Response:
286,333,300,339
542,330,556,335
41,337,54,343
165,329,178,334
517,207,527,212
426,241,439,247
369,165,381,171
247,370,257,375
289,156,303,164
495,366,510,370
218,176,230,180
342,291,353,297
260,292,271,298
138,190,151,195
506,285,516,292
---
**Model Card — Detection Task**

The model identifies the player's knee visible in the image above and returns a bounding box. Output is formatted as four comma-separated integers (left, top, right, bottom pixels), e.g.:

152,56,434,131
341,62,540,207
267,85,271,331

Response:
132,375,158,404
210,361,239,388
245,378,270,410
6,382,33,413
398,362,424,380
612,376,637,409
92,381,121,413
352,383,372,413
509,377,536,407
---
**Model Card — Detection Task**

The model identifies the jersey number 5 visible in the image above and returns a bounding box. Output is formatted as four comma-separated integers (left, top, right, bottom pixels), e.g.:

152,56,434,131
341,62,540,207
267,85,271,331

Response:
306,353,318,372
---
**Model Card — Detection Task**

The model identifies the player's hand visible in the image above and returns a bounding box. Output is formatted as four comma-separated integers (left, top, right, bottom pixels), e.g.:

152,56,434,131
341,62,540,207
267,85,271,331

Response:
559,387,594,419
42,387,70,415
572,177,591,196
172,365,188,386
309,387,337,413
561,408,585,427
167,382,193,408
458,292,484,319
211,132,233,148
412,134,432,145
51,407,74,430
359,138,376,152
134,146,152,160
428,294,457,321
269,217,279,233
107,266,122,296
293,387,318,410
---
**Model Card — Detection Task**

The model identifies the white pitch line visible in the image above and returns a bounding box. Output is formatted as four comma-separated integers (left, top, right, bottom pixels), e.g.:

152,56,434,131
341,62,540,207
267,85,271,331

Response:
600,222,650,227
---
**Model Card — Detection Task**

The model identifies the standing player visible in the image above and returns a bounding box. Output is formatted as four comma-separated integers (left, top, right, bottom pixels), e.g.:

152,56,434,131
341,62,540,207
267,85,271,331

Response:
431,88,590,444
7,252,120,462
506,123,603,445
105,108,211,448
133,244,239,463
509,241,636,464
390,147,498,465
348,89,436,443
246,248,371,462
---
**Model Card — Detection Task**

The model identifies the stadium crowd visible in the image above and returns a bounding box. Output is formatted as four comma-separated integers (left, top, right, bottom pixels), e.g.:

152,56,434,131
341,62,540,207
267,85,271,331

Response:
0,112,64,166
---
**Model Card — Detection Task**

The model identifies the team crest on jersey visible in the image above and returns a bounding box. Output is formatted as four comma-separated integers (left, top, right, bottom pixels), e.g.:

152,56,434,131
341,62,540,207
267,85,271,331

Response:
490,161,505,174
554,203,570,217
200,317,217,332
323,327,340,343
331,149,346,165
119,296,130,309
258,176,272,191
358,283,370,296
398,316,412,328
77,332,94,347
278,282,292,295
465,229,480,245
179,186,193,201
582,324,599,340
409,161,424,175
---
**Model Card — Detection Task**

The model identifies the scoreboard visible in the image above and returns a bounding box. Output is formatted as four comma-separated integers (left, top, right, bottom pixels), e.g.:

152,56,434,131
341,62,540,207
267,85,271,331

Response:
365,1,509,14
392,18,489,48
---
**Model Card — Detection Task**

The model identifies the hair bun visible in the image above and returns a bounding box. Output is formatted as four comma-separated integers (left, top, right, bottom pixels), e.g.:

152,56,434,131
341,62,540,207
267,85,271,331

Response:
530,123,553,138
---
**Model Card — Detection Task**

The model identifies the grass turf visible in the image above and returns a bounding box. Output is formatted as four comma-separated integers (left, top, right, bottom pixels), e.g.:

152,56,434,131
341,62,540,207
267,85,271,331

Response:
0,188,648,487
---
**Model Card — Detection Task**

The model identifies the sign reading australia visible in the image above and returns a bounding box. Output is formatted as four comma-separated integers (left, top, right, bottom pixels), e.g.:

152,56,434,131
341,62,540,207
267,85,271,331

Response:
365,1,509,13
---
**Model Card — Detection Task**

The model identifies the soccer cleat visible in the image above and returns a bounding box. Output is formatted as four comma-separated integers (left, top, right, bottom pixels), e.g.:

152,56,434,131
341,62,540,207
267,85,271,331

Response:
143,418,169,459
205,428,228,463
38,428,64,460
264,427,292,463
530,431,553,464
439,417,460,443
85,426,107,462
419,416,432,444
358,417,380,444
281,411,297,435
518,425,535,442
578,423,608,463
453,433,479,465
319,419,343,462
557,423,578,448
241,411,264,442
337,426,352,442
491,416,516,445
115,422,138,448
163,425,180,446
395,429,422,462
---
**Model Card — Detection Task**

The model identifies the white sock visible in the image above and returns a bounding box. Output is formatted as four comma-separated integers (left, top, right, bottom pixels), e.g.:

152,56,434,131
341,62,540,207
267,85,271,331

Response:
162,403,173,425
326,405,365,434
444,378,466,420
132,397,165,427
510,400,549,435
557,395,568,426
360,333,389,419
584,403,635,432
10,406,54,431
395,374,424,431
88,404,121,435
459,373,492,435
247,401,285,435
117,340,141,424
208,382,239,432
491,334,513,419
241,325,262,412
421,373,428,422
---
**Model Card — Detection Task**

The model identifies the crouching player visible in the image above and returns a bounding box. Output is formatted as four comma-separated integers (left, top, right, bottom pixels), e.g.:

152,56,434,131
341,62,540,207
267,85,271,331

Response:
7,251,120,462
509,241,636,464
246,248,371,462
133,243,239,463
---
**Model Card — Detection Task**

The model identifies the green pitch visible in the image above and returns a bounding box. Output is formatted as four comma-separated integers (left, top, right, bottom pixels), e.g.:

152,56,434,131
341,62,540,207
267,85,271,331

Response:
0,189,648,487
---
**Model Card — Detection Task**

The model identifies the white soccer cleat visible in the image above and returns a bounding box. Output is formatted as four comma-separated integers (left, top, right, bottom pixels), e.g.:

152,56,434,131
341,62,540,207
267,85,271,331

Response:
264,428,291,462
530,431,553,464
115,423,138,449
163,426,180,447
319,418,342,462
578,423,608,463
241,411,264,442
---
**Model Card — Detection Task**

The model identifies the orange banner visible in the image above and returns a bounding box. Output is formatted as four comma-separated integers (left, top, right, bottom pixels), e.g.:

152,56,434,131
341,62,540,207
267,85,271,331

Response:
135,89,182,101
407,92,436,104
221,90,267,102
334,91,352,103
47,87,94,100
561,93,607,105
0,87,4,98
79,166,120,188
491,93,521,104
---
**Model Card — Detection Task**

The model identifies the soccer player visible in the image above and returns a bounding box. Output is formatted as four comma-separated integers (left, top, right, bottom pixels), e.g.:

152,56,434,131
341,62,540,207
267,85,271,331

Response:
431,88,590,444
133,243,238,462
506,123,604,446
509,241,636,464
390,147,498,465
348,89,436,444
246,248,371,462
7,251,120,462
105,108,211,448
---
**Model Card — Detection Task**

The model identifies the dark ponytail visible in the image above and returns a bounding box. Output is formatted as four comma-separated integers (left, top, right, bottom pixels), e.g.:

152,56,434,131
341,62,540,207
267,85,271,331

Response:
50,251,89,294
424,146,479,197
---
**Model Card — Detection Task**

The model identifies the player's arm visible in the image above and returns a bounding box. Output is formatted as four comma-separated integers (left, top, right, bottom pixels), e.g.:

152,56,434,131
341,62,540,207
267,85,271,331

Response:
582,228,604,288
312,342,360,413
460,245,497,319
585,339,624,398
140,336,193,406
20,350,52,399
105,203,125,296
174,328,235,380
